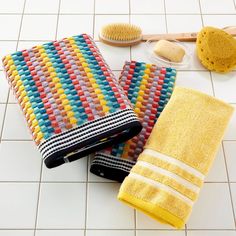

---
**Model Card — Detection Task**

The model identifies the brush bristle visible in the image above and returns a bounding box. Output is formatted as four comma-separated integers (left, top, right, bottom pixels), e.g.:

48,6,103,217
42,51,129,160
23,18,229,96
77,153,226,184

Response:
101,23,142,42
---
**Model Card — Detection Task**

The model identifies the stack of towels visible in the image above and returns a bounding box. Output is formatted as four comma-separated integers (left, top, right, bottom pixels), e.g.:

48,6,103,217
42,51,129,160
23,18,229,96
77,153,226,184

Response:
2,34,234,228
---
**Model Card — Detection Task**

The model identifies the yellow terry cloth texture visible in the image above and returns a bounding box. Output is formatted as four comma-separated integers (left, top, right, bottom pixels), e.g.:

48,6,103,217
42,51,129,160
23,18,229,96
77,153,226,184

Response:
118,87,234,229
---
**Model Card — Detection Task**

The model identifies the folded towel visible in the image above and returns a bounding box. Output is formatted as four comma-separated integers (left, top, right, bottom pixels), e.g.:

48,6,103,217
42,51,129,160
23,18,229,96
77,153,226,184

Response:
2,34,142,168
118,87,234,229
90,61,176,182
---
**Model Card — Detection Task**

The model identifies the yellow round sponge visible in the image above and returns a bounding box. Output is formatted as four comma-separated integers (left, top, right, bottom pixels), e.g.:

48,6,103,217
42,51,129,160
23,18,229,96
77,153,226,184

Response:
196,26,236,73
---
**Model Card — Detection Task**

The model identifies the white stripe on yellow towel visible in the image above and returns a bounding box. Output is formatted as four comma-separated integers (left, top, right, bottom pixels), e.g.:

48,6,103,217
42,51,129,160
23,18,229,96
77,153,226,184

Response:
129,172,194,206
143,149,205,180
136,160,200,194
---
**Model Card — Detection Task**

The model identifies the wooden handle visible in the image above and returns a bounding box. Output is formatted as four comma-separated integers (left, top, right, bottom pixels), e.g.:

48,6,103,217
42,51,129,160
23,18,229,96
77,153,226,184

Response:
142,32,198,42
142,27,236,42
223,26,236,36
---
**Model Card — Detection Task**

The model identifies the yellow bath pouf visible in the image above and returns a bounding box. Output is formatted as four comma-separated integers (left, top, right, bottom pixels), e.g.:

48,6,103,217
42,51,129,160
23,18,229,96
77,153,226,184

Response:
196,26,236,73
118,87,234,229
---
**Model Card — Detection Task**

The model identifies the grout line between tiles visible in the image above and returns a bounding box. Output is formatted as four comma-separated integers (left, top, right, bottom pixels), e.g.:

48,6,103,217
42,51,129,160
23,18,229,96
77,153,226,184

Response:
55,0,62,40
0,180,235,184
33,160,43,235
209,72,216,97
198,0,204,27
0,0,26,142
163,0,168,33
1,13,236,16
4,228,236,231
223,140,236,142
222,142,236,229
92,0,96,39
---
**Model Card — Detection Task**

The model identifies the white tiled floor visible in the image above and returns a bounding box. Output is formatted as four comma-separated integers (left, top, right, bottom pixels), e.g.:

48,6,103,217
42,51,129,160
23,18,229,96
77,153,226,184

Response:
60,0,94,14
87,183,135,229
165,0,200,14
187,183,235,229
24,0,60,14
37,183,86,229
0,0,236,235
20,15,58,40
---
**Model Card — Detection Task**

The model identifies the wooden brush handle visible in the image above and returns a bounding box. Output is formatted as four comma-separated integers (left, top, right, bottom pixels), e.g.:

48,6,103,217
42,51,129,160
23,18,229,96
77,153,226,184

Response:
142,27,236,42
142,32,198,42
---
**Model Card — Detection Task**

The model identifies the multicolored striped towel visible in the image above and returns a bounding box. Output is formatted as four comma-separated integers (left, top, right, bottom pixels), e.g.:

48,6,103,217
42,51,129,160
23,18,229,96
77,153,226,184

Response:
90,61,176,182
2,34,142,168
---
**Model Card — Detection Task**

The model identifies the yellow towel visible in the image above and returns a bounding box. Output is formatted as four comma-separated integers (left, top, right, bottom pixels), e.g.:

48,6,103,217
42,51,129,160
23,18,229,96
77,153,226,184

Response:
118,87,234,229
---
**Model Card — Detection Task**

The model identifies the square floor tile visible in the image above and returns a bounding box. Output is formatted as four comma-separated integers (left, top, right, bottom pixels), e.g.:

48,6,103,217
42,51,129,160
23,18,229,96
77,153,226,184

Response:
224,104,236,140
130,0,164,14
95,0,129,14
203,15,236,28
0,71,9,103
2,104,32,140
0,183,38,228
223,141,236,182
87,183,135,229
165,0,200,14
17,41,48,51
131,15,166,34
96,42,130,70
0,141,41,181
42,157,87,182
25,0,60,14
0,15,21,40
187,183,235,229
136,230,185,236
176,71,213,95
166,15,202,33
0,41,17,69
94,15,129,40
0,104,5,133
212,72,236,103
57,15,93,39
200,0,236,14
136,211,174,229
205,144,228,182
0,0,24,13
20,15,57,40
87,230,135,236
88,155,115,182
37,183,86,229
188,231,236,236
60,0,94,14
0,230,34,236
231,183,236,219
35,230,84,236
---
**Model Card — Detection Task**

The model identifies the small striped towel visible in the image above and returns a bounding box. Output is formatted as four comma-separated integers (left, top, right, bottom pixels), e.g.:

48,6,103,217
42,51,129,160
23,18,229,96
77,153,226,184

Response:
118,87,234,228
90,61,176,182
